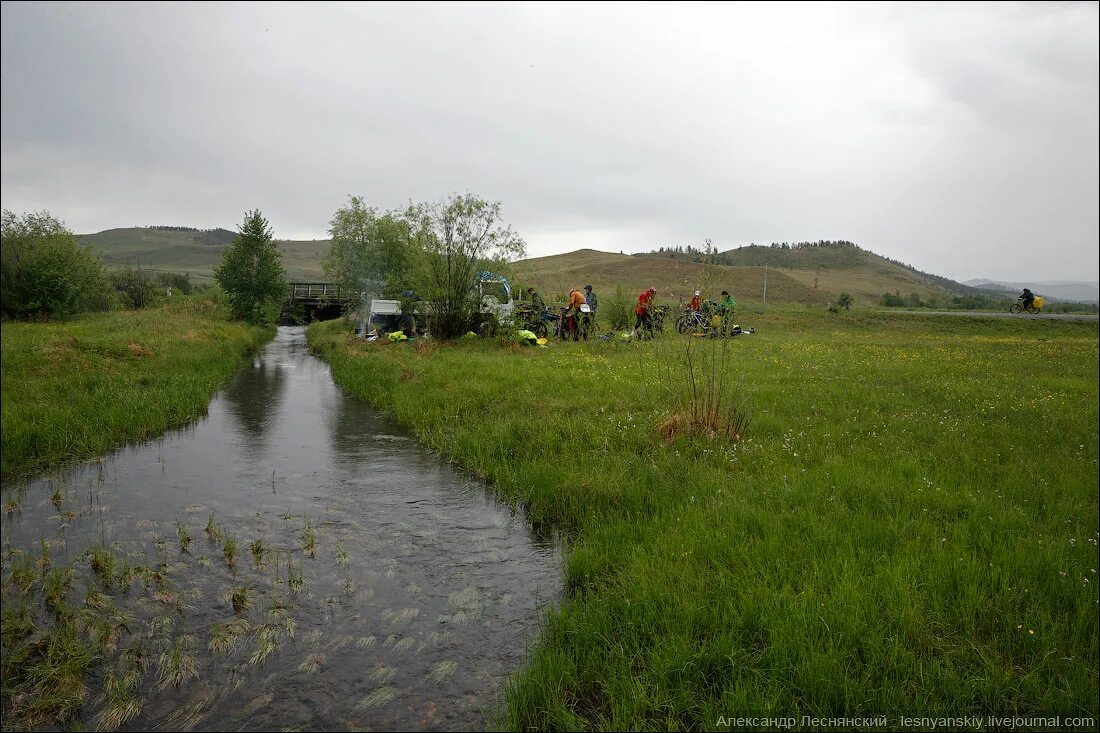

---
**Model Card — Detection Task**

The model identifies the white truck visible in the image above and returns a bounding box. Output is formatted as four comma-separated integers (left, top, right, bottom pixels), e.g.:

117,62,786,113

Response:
359,272,516,338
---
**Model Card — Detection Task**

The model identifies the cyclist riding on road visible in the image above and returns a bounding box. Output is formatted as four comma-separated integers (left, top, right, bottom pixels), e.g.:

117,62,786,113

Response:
1021,288,1035,310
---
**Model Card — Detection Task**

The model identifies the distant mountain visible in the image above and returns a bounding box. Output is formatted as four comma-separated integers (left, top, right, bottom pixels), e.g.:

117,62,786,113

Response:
513,241,983,306
710,241,985,302
78,227,330,282
963,279,1099,303
512,249,821,304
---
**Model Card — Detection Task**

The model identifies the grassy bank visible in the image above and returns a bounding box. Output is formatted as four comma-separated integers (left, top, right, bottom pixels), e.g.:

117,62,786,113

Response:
309,311,1098,730
1,297,270,479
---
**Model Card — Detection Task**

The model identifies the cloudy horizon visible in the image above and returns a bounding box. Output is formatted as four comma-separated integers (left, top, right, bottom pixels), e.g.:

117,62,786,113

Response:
2,1,1097,282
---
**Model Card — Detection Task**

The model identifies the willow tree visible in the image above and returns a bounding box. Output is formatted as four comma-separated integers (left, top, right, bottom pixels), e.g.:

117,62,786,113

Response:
405,194,526,339
322,196,410,298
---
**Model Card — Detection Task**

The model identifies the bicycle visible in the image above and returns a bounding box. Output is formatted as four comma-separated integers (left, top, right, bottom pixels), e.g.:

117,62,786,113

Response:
676,309,708,335
1009,297,1043,314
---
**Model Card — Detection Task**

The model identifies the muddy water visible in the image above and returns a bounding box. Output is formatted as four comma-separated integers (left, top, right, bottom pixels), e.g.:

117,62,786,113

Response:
1,326,562,731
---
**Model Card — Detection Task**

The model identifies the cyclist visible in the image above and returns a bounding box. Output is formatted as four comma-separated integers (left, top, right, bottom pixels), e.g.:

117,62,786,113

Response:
565,287,586,341
583,285,597,313
582,285,598,338
1020,288,1035,310
526,287,545,310
689,290,702,312
719,290,736,312
633,287,657,338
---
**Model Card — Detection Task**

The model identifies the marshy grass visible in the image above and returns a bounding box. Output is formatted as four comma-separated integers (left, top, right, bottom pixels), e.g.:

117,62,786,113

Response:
308,311,1100,728
175,519,192,553
226,585,252,614
222,532,238,569
155,635,199,690
0,297,270,480
301,516,316,558
249,536,266,567
204,513,219,541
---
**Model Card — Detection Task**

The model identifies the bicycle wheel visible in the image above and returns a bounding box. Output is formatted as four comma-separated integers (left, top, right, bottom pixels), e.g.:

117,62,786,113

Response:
1027,307,1041,314
1009,303,1023,314
533,321,548,338
676,315,691,334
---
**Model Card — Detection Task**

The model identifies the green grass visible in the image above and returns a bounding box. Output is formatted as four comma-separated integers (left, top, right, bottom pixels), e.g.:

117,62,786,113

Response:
1,296,270,479
308,310,1099,730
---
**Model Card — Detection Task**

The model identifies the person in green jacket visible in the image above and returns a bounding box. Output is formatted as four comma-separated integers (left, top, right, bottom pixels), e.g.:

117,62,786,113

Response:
720,290,736,313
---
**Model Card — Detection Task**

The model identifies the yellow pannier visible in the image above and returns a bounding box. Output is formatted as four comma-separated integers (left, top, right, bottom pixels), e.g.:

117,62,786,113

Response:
1032,296,1044,308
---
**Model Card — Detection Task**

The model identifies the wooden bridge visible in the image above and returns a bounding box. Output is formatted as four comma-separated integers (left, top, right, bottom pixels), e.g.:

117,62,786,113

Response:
280,282,361,324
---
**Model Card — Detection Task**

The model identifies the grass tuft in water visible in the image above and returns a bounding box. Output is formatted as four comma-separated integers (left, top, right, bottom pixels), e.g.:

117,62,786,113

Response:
208,618,251,654
297,653,325,675
354,685,400,710
222,532,237,570
249,536,266,567
203,513,219,541
176,519,192,553
301,516,316,558
155,634,199,690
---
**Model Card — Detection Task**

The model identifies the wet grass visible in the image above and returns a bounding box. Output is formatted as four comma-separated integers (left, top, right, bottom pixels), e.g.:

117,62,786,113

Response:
308,311,1100,729
0,296,270,480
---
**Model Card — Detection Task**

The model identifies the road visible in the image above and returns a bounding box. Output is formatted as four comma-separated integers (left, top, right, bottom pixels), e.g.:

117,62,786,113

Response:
887,310,1098,321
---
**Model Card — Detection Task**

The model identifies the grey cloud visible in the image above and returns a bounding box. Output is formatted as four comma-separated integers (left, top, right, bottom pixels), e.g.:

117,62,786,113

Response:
2,1,1096,282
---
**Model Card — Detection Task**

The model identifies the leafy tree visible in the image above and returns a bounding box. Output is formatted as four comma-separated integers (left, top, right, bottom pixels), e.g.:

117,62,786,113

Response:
322,196,410,297
1,210,111,319
110,267,159,309
214,210,286,324
154,271,193,295
405,194,526,339
837,292,853,310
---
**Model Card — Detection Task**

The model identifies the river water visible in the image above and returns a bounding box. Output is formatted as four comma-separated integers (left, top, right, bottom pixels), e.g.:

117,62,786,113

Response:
1,326,562,731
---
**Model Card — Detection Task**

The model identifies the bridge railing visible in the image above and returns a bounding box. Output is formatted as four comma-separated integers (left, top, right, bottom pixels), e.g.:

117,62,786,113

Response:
290,283,346,300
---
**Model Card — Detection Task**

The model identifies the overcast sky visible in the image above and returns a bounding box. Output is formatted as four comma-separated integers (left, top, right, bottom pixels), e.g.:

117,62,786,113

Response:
2,2,1097,282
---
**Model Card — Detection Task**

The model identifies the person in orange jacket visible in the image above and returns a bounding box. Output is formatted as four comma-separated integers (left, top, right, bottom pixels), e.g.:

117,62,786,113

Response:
564,287,587,340
689,290,702,312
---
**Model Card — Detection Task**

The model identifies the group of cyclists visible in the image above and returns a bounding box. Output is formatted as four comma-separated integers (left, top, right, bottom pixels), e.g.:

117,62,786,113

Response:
520,285,740,340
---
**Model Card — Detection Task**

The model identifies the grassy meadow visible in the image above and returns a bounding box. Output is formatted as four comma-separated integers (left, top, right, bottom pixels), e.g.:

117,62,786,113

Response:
1,296,270,479
308,308,1099,730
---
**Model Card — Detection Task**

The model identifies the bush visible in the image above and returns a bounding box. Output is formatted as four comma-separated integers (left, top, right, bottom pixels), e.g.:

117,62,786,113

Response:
154,271,193,295
1,210,111,319
109,267,159,309
603,284,634,330
880,292,907,307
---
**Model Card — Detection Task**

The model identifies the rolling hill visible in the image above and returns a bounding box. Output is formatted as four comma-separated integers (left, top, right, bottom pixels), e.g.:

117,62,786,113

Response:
78,227,329,283
511,249,821,305
77,226,994,308
513,242,980,306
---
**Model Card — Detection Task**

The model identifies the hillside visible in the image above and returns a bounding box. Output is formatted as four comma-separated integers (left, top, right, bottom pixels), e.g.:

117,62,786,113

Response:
78,227,329,282
710,243,973,303
511,249,821,305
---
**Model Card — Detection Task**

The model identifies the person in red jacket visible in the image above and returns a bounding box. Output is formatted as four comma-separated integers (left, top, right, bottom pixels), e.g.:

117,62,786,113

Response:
633,287,657,338
689,290,702,312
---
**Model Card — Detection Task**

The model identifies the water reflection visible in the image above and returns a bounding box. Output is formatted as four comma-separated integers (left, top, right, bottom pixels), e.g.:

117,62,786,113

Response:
2,326,561,731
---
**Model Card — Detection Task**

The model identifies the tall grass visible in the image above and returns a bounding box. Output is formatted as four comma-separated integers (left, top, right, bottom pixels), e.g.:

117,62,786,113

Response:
308,311,1099,729
0,296,270,479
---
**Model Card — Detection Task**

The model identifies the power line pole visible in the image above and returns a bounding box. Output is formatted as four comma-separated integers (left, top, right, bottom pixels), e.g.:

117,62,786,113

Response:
763,263,768,306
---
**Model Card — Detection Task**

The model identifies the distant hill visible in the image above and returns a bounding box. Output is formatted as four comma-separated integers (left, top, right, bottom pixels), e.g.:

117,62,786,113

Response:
964,279,1099,303
78,227,330,283
518,241,978,306
512,249,822,305
709,242,983,302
